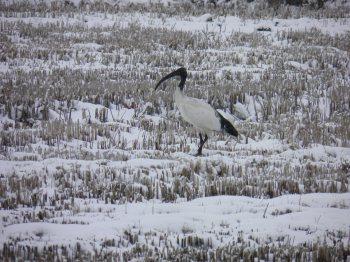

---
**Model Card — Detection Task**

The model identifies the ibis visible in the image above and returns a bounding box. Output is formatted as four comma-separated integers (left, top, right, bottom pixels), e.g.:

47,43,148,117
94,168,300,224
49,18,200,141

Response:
155,67,238,156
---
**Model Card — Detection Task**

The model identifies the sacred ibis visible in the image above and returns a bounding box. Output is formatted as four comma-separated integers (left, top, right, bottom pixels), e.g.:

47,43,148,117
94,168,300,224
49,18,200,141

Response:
155,67,238,156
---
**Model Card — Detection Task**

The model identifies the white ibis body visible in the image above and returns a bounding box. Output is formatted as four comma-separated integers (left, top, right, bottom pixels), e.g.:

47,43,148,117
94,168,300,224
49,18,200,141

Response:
155,67,238,156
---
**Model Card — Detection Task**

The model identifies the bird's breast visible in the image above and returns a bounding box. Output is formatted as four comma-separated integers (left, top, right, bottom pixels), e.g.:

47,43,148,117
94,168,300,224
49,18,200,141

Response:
174,90,221,133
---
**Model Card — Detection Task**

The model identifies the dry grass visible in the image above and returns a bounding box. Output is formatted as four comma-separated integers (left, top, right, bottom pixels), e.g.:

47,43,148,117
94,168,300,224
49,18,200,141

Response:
0,1,349,259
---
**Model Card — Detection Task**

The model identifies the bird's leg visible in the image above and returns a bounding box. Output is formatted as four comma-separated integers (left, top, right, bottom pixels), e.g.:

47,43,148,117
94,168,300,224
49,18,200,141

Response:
196,133,204,156
196,133,208,156
199,133,204,144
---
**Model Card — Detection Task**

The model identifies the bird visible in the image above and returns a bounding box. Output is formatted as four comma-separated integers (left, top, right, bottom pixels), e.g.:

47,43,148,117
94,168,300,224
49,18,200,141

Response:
155,67,238,156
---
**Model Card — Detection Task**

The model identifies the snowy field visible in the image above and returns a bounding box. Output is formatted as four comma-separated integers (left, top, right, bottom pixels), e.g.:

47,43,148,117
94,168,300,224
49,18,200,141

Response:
0,0,350,260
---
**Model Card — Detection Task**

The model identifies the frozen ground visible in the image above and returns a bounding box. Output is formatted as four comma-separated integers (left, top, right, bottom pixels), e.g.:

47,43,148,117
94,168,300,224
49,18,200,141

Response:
0,0,349,260
1,193,350,253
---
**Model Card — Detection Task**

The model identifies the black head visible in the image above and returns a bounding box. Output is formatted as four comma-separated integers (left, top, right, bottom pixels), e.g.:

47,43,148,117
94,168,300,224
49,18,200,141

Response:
155,67,187,91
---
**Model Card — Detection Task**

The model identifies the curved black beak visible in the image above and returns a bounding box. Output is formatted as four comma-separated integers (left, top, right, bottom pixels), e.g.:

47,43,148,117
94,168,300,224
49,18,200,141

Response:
155,67,187,91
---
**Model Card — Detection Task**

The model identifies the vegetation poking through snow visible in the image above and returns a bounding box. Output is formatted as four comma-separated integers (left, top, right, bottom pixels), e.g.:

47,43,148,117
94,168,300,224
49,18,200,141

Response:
0,0,349,260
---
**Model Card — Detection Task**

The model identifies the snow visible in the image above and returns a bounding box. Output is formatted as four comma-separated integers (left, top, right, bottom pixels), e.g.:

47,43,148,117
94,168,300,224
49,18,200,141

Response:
0,1,349,258
1,193,349,251
1,12,349,37
71,42,103,51
281,144,350,163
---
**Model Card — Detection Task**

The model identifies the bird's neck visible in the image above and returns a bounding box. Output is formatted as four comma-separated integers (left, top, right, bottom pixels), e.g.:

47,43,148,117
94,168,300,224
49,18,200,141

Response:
174,85,185,105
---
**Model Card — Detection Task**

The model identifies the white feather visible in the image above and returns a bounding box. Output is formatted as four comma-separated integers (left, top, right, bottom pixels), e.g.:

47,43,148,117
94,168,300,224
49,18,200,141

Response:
174,87,221,135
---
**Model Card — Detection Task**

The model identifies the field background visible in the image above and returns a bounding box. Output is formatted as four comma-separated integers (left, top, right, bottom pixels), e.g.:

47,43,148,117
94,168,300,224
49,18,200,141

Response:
0,0,350,260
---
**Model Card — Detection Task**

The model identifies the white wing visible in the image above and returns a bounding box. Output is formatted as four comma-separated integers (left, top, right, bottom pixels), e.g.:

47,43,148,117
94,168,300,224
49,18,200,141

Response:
177,96,221,133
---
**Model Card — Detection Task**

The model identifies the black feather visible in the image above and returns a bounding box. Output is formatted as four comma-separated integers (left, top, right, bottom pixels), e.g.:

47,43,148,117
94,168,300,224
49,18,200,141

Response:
216,111,239,137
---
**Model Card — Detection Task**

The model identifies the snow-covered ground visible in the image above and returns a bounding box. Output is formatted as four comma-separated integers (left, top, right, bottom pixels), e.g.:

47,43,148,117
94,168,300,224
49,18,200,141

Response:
0,0,349,260
2,193,350,251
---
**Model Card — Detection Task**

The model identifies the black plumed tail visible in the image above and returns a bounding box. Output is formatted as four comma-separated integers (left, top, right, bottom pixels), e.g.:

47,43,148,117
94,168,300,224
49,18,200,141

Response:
217,111,239,137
